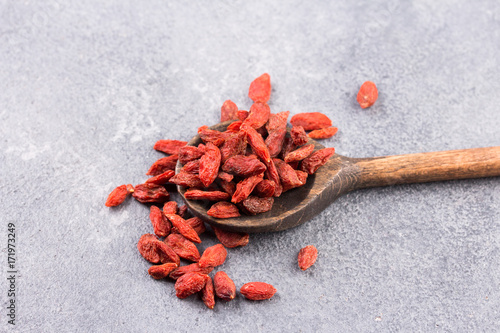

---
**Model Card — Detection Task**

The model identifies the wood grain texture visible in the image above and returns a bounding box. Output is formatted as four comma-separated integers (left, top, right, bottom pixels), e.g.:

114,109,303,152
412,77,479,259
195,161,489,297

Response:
177,121,500,233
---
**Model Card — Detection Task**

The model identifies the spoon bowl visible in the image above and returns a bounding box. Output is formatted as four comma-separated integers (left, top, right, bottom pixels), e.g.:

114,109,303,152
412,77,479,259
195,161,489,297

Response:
177,121,500,233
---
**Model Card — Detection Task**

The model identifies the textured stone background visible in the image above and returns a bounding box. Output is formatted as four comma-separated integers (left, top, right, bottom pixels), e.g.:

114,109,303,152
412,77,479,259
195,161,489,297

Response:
1,0,500,332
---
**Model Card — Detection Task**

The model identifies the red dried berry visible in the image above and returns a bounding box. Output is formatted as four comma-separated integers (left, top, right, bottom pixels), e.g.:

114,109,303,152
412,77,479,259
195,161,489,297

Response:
222,155,267,178
148,263,178,280
232,173,264,203
241,124,271,163
280,136,296,160
146,155,178,176
178,205,189,218
169,172,204,188
290,112,332,131
198,125,209,133
137,234,161,263
265,127,287,158
212,226,249,248
105,184,133,207
166,214,201,244
263,159,282,197
237,110,249,121
178,146,204,164
298,245,318,270
220,131,247,163
300,147,336,175
184,189,230,201
242,102,271,129
290,125,308,146
199,128,229,147
221,99,239,122
218,171,234,183
253,179,276,197
213,271,236,301
150,205,171,237
132,183,170,204
155,241,181,265
248,73,271,103
241,196,274,215
199,244,227,268
175,272,208,299
184,217,206,235
180,160,200,174
199,142,221,187
218,180,237,197
165,233,201,262
145,170,175,185
308,127,338,139
266,111,290,132
273,158,303,190
201,276,216,309
240,282,277,300
226,120,242,132
153,140,187,155
162,201,178,215
357,81,378,108
284,144,315,163
207,202,240,218
169,263,214,280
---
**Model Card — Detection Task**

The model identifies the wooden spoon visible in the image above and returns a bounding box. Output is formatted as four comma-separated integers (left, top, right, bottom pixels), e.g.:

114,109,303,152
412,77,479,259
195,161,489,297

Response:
177,121,500,233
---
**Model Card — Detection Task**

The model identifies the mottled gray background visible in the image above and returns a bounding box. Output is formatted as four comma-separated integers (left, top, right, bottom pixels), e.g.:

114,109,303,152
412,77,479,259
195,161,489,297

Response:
1,0,500,332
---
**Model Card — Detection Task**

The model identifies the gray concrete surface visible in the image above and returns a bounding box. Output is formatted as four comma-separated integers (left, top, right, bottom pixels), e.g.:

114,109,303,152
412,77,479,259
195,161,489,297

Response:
1,0,500,332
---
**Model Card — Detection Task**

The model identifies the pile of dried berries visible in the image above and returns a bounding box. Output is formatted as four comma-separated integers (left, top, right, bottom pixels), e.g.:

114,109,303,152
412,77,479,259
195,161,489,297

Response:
105,74,377,308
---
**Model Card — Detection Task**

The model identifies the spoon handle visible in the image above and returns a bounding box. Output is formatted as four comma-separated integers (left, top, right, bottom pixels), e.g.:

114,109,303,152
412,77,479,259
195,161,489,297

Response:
353,146,500,189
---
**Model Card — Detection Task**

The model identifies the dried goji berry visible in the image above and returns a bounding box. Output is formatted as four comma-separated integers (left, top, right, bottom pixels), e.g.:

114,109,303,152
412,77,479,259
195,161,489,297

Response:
207,201,240,218
198,125,209,133
242,102,271,129
178,205,189,218
150,205,171,237
220,99,239,122
169,263,214,280
248,73,271,103
265,127,287,158
155,241,181,265
290,125,308,146
266,111,290,132
226,120,243,132
162,201,178,215
237,110,249,121
105,184,133,207
201,275,215,309
295,170,308,185
222,155,267,178
253,179,276,197
184,217,206,235
153,140,187,155
180,160,200,174
218,171,234,183
241,196,274,215
199,128,229,147
175,272,208,299
232,173,264,203
357,81,378,108
199,142,221,187
148,263,178,280
212,226,249,248
300,147,336,174
198,244,227,268
241,124,271,163
213,271,236,301
290,112,332,131
308,127,338,139
178,146,204,164
240,282,277,300
218,180,237,197
284,144,315,163
165,233,201,262
184,189,230,201
273,158,303,191
220,131,247,163
137,234,161,263
132,183,170,203
146,155,179,176
280,136,296,160
166,214,201,243
169,172,204,188
263,159,282,197
145,170,175,185
298,245,318,270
